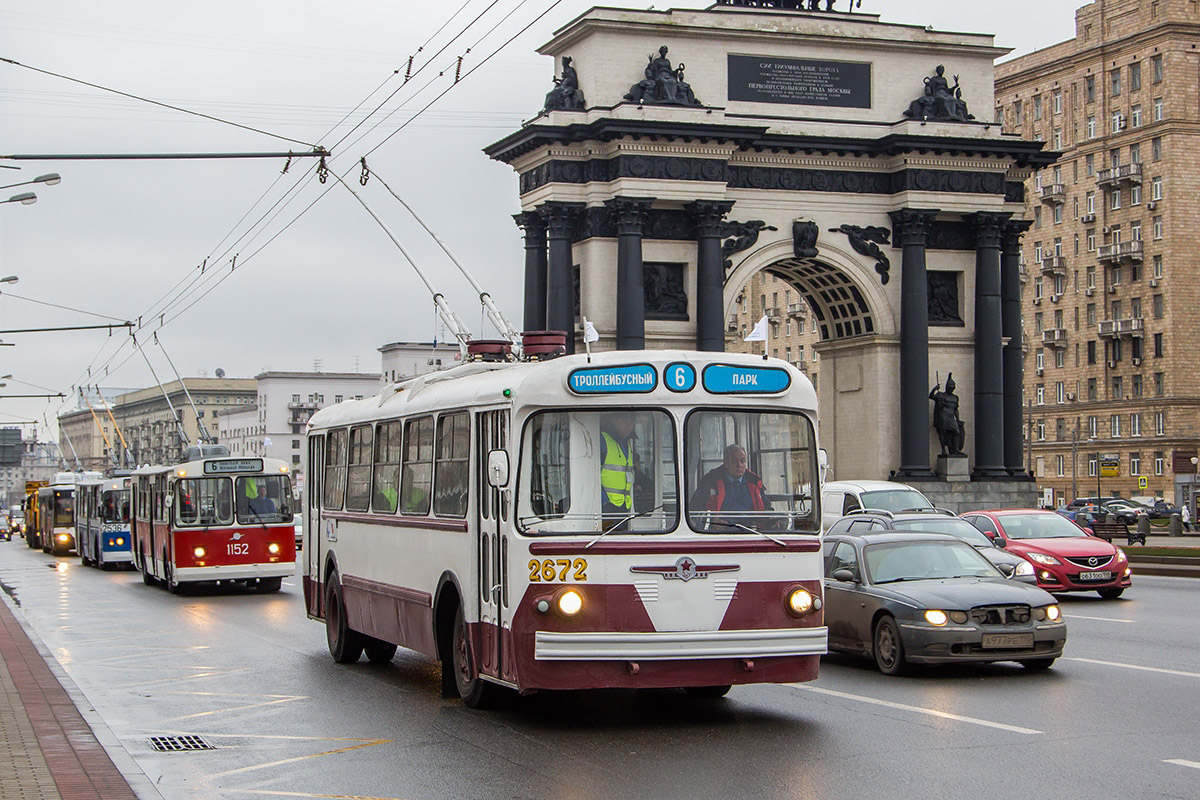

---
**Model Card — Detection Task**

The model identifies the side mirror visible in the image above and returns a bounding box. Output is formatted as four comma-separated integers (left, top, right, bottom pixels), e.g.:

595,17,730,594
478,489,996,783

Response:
993,536,1007,549
832,568,856,583
487,449,510,488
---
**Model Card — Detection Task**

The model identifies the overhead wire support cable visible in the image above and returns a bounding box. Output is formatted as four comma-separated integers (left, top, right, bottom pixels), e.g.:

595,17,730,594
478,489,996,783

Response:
1,150,328,161
95,387,134,468
0,290,132,323
79,389,119,468
154,334,214,444
131,334,190,450
0,322,134,334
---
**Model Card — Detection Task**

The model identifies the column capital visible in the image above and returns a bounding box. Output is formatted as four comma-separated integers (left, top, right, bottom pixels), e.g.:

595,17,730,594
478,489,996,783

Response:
538,202,585,238
685,200,736,238
1000,218,1034,252
513,211,547,244
887,208,940,247
604,196,655,236
965,211,1013,249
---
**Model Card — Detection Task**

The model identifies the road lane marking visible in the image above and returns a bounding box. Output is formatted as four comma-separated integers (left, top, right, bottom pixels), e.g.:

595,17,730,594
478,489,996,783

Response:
208,737,392,779
1067,657,1200,678
157,691,307,722
1164,759,1200,770
238,791,409,799
1063,614,1135,623
788,684,1042,735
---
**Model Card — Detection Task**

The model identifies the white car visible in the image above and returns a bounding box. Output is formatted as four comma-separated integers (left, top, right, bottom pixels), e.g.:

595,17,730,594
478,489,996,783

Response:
820,480,933,531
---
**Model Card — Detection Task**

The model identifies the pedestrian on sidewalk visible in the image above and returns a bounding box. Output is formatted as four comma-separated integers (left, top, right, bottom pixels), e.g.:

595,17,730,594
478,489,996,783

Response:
1183,502,1192,532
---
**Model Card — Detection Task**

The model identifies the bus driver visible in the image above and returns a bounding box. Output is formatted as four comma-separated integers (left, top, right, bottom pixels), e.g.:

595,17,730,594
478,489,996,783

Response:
692,444,769,527
599,412,636,525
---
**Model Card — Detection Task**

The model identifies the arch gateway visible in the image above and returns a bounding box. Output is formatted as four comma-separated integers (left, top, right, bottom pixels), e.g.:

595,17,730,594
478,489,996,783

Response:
486,1,1053,506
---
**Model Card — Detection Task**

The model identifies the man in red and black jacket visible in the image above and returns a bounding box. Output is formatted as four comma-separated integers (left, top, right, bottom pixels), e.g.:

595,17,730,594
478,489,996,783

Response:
691,444,769,529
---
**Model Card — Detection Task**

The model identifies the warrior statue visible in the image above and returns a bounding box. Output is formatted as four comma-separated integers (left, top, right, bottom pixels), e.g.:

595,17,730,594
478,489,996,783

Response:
929,373,966,456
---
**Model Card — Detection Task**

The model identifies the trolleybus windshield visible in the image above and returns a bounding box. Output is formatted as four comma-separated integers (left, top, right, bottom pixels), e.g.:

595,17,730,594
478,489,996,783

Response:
235,476,293,524
101,490,130,524
685,409,818,534
53,491,74,527
518,409,677,535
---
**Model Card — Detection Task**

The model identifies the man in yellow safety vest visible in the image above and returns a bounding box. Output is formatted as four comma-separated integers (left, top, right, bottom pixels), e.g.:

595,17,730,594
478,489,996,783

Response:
600,412,637,527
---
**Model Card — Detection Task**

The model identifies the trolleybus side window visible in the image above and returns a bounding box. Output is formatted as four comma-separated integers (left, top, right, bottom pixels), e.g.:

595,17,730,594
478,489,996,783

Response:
371,421,402,513
434,412,470,518
345,425,373,512
518,409,678,535
684,409,818,534
400,416,433,515
308,435,324,512
176,478,233,526
323,428,348,510
236,475,293,524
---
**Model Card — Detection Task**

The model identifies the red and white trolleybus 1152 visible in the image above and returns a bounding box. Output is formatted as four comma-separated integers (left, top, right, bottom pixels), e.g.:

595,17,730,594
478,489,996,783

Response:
132,446,297,593
303,347,826,706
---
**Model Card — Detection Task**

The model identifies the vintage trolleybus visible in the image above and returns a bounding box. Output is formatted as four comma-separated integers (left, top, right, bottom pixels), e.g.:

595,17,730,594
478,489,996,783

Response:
38,473,81,555
131,449,297,592
22,480,47,549
75,476,132,569
304,349,826,706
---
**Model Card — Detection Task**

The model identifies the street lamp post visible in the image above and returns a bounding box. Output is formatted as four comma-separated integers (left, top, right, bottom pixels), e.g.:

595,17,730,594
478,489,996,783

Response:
1190,456,1198,525
1071,423,1080,502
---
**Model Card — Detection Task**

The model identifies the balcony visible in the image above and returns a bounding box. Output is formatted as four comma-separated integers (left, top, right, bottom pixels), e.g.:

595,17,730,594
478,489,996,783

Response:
1040,256,1067,276
764,306,782,322
1042,328,1069,348
1097,162,1143,188
787,302,806,320
1097,317,1145,338
1038,183,1066,205
1018,263,1029,283
1097,240,1143,264
726,314,739,333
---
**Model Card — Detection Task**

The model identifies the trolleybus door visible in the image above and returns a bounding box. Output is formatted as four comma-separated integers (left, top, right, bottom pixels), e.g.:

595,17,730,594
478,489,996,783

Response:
306,434,325,618
477,409,510,680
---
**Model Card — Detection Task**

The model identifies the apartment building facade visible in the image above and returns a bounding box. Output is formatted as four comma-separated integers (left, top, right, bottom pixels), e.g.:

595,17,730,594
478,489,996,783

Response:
726,272,824,397
995,0,1200,506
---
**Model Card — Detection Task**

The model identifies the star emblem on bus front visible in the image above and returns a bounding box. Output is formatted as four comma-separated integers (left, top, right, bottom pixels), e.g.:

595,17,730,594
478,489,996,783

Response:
630,557,739,582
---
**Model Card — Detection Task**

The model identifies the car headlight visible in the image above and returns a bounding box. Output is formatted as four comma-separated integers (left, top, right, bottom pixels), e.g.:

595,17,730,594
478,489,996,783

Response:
1116,547,1127,561
1046,605,1061,622
1027,552,1060,565
787,588,815,615
1014,560,1035,576
949,611,969,624
557,589,583,616
924,609,949,626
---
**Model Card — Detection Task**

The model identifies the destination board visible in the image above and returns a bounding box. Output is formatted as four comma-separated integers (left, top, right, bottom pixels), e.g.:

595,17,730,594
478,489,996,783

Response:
204,459,264,475
567,364,658,395
728,55,871,108
702,364,791,395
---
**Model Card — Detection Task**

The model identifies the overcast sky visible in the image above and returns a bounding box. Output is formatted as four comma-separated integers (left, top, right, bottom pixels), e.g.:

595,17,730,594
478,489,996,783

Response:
0,0,1079,446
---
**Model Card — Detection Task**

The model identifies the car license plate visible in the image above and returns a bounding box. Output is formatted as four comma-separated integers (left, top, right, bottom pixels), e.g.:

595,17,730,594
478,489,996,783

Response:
981,633,1034,649
1078,570,1114,581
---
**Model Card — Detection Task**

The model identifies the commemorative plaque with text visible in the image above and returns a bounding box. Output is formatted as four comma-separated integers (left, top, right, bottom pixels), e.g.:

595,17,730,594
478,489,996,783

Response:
727,55,871,108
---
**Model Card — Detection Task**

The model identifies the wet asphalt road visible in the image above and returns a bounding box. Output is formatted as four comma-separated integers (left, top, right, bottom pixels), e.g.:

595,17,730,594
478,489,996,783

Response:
1,541,1198,800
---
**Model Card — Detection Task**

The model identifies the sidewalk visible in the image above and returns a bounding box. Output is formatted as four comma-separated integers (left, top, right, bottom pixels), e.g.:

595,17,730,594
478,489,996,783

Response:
0,593,140,800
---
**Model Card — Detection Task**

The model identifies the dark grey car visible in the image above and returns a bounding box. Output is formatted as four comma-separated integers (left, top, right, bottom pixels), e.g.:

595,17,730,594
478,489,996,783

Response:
826,510,1038,583
823,532,1067,675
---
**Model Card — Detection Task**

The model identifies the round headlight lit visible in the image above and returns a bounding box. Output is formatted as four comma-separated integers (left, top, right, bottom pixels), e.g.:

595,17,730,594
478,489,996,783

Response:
949,611,969,624
115,537,125,546
193,546,206,559
268,543,281,555
924,610,949,626
1046,605,1061,622
557,589,583,616
56,533,70,542
787,588,814,615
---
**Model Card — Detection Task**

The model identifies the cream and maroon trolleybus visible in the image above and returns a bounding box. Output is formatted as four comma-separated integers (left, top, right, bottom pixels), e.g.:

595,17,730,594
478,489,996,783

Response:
132,447,298,593
303,347,826,706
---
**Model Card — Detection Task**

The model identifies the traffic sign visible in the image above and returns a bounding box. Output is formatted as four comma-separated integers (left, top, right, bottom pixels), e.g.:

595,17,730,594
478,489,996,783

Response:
1138,476,1149,490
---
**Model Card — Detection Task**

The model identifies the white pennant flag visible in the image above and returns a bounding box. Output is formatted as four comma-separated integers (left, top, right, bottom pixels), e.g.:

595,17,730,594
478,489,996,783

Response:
744,315,769,342
583,319,600,343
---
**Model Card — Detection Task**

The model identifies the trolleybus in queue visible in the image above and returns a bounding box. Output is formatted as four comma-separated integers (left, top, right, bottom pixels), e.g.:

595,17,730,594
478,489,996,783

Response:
131,448,297,593
303,347,826,707
22,480,46,549
38,473,84,556
75,476,133,569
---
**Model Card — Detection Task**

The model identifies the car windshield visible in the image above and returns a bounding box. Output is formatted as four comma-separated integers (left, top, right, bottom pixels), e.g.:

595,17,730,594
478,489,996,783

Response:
518,409,678,535
999,513,1089,539
685,409,818,534
891,518,994,548
235,476,294,524
859,489,930,513
865,540,1002,583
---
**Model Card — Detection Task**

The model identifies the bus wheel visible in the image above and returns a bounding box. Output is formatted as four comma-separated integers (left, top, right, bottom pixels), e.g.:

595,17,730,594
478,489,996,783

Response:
257,577,283,593
364,639,397,665
164,552,181,594
139,548,157,586
449,607,497,709
325,574,364,664
685,685,732,699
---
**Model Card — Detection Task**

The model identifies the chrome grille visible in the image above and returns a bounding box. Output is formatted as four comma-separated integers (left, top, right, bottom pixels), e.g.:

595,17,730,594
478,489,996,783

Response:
970,605,1032,626
1064,554,1114,568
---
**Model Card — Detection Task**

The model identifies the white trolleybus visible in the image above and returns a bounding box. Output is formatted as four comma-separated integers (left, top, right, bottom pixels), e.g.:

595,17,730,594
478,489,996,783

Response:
75,475,133,569
132,447,297,593
303,346,827,706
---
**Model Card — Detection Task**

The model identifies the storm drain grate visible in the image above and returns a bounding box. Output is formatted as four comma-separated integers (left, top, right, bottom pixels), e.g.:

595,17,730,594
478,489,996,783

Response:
149,735,216,752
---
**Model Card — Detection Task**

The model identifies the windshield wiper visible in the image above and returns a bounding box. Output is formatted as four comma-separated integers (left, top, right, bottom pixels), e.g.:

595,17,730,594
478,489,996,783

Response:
585,505,664,549
708,519,786,547
874,577,925,584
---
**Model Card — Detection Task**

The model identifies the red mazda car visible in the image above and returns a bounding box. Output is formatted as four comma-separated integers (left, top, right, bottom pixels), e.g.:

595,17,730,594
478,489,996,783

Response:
960,509,1132,599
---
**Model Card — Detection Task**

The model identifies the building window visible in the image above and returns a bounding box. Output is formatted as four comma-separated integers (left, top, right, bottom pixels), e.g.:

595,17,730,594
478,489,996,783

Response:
1152,55,1163,83
1131,453,1141,475
335,395,343,404
1087,376,1098,399
1110,414,1121,437
1151,177,1163,201
1037,384,1045,405
1036,350,1045,371
1154,453,1165,476
1131,105,1142,128
1132,374,1143,398
1154,333,1163,358
1089,455,1098,477
1110,190,1121,210
1112,377,1123,400
1037,419,1046,441
1111,111,1123,134
292,438,300,449
1053,89,1062,114
1087,303,1096,327
1153,254,1163,279
1153,294,1164,319
1035,206,1042,227
1056,381,1066,403
1152,137,1162,161
1131,413,1142,437
1086,154,1095,176
1153,97,1163,121
1131,184,1141,205
1130,62,1141,91
1055,347,1066,368
1088,416,1098,438
1034,95,1043,119
1053,204,1063,224
1014,99,1023,121
1034,278,1044,300
1085,75,1095,103
1053,128,1063,149
1111,69,1121,96
1155,412,1166,436
1057,455,1066,477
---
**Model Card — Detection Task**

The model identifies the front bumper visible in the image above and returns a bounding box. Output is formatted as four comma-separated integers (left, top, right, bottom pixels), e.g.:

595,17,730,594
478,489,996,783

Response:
1034,564,1133,592
175,562,294,582
534,627,828,661
899,621,1066,664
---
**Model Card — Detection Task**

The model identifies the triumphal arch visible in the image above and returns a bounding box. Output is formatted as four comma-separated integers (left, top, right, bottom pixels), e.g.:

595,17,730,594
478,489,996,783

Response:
486,1,1053,497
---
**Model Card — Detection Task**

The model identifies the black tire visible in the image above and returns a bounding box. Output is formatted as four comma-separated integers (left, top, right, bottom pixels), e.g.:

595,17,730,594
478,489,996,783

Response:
140,547,157,586
364,639,398,665
325,575,364,664
1021,657,1057,670
873,616,909,676
1098,587,1125,600
257,577,283,593
685,685,732,699
448,605,497,709
164,551,180,594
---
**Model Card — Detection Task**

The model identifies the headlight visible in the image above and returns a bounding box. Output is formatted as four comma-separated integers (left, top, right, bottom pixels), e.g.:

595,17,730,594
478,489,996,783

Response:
193,546,206,558
557,589,583,616
1027,552,1060,565
267,543,281,555
949,611,969,624
56,533,70,542
1116,547,1127,561
1014,560,1035,576
787,588,815,615
924,609,949,626
1046,605,1061,622
115,537,125,546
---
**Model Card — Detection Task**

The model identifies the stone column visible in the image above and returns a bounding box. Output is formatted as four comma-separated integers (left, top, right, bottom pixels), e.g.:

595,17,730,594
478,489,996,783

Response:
687,200,735,352
540,202,584,354
514,211,548,332
1002,219,1033,477
888,208,939,479
968,211,1013,479
605,197,655,350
